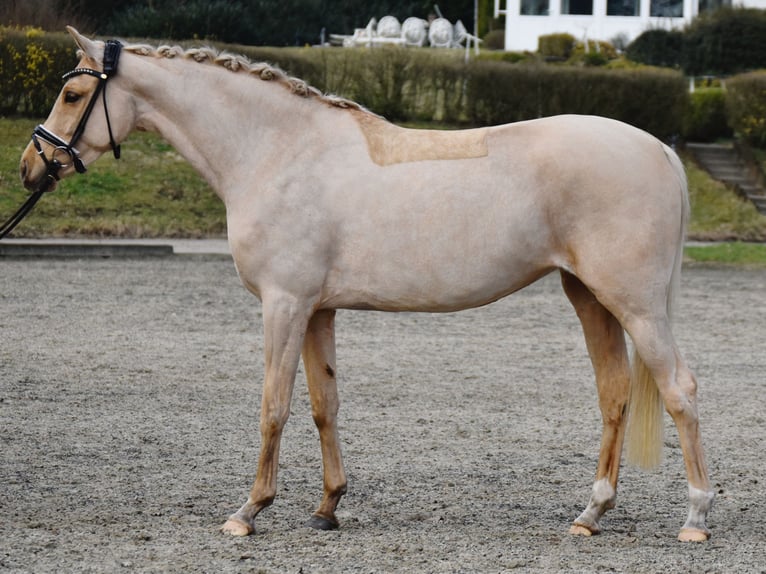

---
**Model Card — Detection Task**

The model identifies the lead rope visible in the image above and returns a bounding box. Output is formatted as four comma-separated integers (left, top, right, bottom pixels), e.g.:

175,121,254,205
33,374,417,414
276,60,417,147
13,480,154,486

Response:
0,189,46,239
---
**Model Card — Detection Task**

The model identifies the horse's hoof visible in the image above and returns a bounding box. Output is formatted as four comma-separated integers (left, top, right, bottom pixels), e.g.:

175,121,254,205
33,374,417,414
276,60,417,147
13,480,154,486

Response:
221,518,254,536
306,514,339,531
678,527,710,542
569,523,597,537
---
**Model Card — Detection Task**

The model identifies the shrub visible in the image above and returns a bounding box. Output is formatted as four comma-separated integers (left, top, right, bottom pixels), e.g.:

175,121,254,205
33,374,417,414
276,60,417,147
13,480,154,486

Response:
726,72,766,148
350,47,419,121
482,29,506,51
569,40,618,66
682,7,766,76
477,50,535,64
465,63,687,138
0,27,77,116
407,56,467,124
683,88,731,142
538,33,576,60
626,29,683,68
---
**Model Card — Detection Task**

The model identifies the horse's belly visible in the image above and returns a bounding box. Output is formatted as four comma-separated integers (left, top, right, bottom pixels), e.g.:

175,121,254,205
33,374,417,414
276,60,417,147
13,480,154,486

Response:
322,252,556,313
321,182,561,312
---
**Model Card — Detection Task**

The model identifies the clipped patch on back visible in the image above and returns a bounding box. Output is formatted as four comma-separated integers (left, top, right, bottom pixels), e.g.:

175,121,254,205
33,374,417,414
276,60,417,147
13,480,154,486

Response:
353,112,488,166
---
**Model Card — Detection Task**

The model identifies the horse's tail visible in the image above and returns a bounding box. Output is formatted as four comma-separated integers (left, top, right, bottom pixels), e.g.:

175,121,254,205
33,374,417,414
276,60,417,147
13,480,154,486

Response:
626,353,664,468
625,144,688,469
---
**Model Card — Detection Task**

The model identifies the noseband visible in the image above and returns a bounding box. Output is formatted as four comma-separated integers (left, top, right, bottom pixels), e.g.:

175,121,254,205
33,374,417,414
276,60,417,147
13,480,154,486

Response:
0,39,123,239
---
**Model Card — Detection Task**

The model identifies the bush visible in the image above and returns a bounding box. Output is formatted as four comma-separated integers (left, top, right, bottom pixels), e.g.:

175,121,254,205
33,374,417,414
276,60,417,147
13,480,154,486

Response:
726,71,766,148
626,29,683,68
465,63,687,138
482,29,506,51
569,40,618,66
0,27,77,116
477,50,535,64
350,47,421,121
683,88,731,142
682,7,766,76
538,33,576,60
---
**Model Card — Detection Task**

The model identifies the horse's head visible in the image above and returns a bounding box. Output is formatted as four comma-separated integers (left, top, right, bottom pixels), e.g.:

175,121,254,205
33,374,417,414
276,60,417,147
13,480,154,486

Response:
20,27,134,193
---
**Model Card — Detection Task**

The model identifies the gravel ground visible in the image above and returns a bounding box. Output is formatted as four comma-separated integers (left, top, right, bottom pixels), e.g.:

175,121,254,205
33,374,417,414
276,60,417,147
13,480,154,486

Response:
1,255,764,573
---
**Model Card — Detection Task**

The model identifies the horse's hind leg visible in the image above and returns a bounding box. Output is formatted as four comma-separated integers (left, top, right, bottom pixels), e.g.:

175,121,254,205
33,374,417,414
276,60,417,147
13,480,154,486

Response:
624,316,714,541
561,271,631,536
301,309,347,530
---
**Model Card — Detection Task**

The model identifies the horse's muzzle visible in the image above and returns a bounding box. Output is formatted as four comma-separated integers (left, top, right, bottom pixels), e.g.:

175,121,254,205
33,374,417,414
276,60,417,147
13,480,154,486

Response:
19,144,59,193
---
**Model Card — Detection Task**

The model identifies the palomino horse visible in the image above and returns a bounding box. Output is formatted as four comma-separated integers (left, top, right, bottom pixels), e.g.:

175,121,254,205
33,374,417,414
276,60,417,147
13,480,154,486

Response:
20,28,714,542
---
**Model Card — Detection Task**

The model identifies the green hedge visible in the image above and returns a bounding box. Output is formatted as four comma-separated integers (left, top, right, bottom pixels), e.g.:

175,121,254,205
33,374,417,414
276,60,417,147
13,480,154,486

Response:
221,46,468,123
1,28,687,139
683,88,731,142
726,71,766,148
465,63,687,137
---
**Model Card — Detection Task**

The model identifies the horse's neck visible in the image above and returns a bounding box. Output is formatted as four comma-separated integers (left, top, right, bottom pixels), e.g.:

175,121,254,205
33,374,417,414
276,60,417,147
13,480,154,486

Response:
125,54,327,200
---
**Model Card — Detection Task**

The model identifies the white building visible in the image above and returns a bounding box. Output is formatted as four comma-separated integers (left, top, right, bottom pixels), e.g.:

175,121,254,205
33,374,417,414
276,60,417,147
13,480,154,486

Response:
495,0,766,52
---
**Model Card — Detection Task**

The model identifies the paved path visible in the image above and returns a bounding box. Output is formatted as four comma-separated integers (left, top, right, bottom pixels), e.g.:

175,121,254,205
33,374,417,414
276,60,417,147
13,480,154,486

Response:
0,237,723,259
0,237,231,256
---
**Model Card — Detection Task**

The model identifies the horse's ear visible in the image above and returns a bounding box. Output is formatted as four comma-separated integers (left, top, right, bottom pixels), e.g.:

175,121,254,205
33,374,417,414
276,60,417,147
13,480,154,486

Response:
66,26,101,60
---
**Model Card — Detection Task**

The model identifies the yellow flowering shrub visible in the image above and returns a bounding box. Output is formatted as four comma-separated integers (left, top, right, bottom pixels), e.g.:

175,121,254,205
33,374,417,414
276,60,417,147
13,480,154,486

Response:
0,27,77,116
726,71,766,148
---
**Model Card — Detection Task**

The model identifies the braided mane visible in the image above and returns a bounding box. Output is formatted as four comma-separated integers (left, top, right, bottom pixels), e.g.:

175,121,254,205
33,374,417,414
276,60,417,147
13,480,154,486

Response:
122,42,367,113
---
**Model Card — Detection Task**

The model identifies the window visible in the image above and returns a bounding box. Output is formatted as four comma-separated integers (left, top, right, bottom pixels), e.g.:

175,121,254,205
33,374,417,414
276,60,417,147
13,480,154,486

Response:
699,0,731,12
650,0,683,17
521,0,550,15
607,0,639,16
561,0,593,15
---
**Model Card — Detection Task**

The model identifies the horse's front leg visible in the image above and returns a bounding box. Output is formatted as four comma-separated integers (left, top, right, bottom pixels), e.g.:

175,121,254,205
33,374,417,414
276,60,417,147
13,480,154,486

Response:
302,309,347,530
221,294,313,536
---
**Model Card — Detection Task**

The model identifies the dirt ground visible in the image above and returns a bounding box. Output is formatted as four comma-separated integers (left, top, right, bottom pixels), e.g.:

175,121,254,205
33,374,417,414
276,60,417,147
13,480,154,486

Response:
1,255,764,573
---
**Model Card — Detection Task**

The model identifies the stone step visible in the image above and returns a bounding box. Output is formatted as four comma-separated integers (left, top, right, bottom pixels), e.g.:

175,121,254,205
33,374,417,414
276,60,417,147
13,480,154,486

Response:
686,144,737,156
693,150,740,160
702,158,746,168
687,142,766,215
708,169,752,181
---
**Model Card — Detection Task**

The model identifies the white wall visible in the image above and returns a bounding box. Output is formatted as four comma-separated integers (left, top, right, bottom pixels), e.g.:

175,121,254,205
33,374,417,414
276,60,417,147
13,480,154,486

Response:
496,0,762,51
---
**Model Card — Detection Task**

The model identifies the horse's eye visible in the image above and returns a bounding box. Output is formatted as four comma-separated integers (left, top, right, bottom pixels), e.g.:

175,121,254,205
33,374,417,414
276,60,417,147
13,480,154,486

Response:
64,91,81,104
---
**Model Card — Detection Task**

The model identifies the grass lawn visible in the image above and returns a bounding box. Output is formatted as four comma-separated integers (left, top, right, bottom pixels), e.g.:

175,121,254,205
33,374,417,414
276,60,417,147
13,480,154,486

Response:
685,241,766,266
685,155,766,242
1,117,225,237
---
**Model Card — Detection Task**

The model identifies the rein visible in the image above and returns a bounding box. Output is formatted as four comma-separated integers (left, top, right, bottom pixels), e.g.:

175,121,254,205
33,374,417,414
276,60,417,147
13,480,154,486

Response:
0,39,123,239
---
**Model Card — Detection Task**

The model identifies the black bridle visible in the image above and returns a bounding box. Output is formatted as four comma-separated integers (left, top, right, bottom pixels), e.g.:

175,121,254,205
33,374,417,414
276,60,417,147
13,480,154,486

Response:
0,39,123,239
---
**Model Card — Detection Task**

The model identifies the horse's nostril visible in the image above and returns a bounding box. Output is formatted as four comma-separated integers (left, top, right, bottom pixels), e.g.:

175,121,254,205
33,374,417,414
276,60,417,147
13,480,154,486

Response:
20,159,28,182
